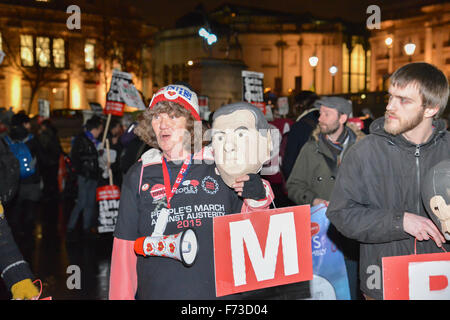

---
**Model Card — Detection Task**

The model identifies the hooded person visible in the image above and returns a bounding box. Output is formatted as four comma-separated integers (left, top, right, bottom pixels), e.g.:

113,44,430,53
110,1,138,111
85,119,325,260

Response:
5,113,45,237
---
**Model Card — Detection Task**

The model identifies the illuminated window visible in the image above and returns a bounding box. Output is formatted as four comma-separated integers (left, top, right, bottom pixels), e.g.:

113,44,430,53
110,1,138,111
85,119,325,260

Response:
20,35,34,66
84,39,95,70
342,41,369,93
53,38,65,68
36,36,50,67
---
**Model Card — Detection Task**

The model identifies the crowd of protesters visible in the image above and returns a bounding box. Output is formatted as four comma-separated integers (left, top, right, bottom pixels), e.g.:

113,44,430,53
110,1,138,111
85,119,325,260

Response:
0,62,449,300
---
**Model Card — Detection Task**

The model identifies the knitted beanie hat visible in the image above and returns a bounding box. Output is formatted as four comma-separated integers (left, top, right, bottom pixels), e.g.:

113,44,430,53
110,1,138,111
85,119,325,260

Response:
148,84,200,121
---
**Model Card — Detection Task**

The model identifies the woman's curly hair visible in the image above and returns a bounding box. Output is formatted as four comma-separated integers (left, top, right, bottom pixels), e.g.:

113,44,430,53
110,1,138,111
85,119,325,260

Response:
134,100,206,154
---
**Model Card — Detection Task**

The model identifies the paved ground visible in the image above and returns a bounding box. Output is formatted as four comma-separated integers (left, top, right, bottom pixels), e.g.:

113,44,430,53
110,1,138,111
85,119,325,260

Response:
0,196,113,300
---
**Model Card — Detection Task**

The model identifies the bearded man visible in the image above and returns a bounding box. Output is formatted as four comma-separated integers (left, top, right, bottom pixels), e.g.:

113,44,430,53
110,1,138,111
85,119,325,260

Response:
286,96,364,300
326,62,450,300
287,96,364,207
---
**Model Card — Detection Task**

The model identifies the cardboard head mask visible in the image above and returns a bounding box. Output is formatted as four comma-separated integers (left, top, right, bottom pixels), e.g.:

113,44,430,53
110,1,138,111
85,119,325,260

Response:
422,159,450,241
212,102,272,187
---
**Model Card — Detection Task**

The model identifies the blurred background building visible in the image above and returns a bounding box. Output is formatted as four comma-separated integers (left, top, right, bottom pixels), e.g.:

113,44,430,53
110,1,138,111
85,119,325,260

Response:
0,0,448,117
0,0,156,115
369,2,450,92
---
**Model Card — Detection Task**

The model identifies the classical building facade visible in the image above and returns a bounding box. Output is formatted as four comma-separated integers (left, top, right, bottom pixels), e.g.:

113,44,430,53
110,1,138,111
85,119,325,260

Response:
0,0,156,115
369,3,450,91
152,4,371,111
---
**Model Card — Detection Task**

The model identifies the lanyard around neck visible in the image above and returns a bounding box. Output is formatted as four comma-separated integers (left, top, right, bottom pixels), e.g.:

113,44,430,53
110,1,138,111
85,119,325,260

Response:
161,155,192,209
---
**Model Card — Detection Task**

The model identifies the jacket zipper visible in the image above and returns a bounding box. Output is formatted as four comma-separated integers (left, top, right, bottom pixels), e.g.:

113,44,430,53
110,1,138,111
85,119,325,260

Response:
415,145,421,214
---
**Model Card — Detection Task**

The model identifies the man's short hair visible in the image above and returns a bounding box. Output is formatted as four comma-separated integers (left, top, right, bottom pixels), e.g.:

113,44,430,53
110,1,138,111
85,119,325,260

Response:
390,62,449,118
85,115,103,131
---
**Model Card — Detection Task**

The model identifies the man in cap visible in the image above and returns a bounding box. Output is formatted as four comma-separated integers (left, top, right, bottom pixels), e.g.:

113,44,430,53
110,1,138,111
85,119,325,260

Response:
286,96,364,299
287,96,363,207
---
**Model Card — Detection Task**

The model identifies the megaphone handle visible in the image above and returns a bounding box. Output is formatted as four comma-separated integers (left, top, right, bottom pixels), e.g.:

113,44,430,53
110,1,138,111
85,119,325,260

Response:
152,208,169,237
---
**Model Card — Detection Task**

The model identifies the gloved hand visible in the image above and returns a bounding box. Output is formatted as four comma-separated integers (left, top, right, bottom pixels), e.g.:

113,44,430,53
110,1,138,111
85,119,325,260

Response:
232,174,266,200
11,279,40,300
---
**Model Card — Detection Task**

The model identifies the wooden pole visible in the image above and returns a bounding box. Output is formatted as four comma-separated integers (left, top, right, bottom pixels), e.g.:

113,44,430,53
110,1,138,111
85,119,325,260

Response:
102,113,112,146
105,138,113,186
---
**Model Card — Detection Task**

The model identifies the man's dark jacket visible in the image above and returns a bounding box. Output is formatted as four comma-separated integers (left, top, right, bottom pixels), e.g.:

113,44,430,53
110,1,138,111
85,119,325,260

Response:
281,109,319,180
326,117,450,300
70,132,99,180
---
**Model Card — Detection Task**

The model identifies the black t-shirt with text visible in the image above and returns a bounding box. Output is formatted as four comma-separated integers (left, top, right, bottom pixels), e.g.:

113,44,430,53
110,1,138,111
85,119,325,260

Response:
114,158,244,299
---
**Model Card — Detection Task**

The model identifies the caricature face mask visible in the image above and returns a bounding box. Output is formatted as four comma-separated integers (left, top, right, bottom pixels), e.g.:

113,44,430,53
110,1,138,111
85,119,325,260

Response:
212,103,272,187
422,160,450,241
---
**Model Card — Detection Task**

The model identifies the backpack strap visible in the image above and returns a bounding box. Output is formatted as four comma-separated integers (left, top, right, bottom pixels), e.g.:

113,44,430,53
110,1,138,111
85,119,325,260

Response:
3,136,12,146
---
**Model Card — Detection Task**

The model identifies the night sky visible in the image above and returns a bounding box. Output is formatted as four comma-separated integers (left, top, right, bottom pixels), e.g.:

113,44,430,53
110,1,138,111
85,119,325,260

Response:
138,0,441,28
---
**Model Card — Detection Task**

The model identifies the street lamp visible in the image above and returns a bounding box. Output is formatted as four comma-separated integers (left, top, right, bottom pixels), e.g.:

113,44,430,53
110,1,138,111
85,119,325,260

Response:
384,37,393,47
383,35,394,90
329,65,338,93
309,55,319,92
404,40,416,62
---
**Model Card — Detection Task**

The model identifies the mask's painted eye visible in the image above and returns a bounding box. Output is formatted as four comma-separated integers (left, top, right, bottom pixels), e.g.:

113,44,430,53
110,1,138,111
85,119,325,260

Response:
213,133,224,142
434,206,439,211
236,129,248,138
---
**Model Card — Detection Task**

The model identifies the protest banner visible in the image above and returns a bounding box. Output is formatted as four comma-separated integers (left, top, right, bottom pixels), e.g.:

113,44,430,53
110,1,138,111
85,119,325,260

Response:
38,99,50,119
96,184,120,233
307,204,350,300
277,97,289,116
96,139,120,233
213,205,312,297
198,95,210,120
383,248,450,300
103,69,146,144
242,70,265,115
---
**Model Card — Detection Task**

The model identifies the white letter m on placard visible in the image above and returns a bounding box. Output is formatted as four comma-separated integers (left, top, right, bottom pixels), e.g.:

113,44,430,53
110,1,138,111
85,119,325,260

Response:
229,212,299,286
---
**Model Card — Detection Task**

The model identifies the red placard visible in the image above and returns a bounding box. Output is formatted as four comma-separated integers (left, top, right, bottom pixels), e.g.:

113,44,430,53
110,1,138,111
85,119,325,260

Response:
104,101,125,116
252,101,267,115
383,251,450,300
96,185,120,201
213,205,313,297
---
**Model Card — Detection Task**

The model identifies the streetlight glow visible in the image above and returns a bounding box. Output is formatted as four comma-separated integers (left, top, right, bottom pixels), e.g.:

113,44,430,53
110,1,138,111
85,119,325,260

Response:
309,55,319,67
329,65,338,75
404,42,416,56
198,27,217,45
385,37,393,47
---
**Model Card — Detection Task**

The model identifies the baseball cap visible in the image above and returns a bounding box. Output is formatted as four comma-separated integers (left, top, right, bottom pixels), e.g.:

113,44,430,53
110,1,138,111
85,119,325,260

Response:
314,96,353,117
148,84,201,121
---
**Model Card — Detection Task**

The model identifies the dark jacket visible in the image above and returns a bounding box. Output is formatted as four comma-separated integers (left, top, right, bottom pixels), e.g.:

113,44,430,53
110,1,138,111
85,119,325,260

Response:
286,123,365,205
326,117,450,300
70,132,100,180
281,109,319,180
38,127,62,167
0,213,34,290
